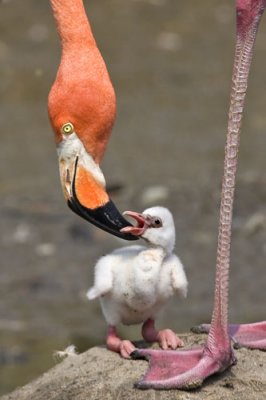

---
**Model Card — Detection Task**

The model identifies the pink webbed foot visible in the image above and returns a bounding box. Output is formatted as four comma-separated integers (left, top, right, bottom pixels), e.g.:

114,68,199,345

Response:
142,318,183,350
229,321,266,349
131,343,236,390
106,326,136,359
192,321,266,350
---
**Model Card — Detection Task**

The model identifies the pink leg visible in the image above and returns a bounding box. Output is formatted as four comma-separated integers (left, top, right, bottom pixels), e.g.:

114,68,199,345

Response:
192,321,266,350
106,326,136,359
132,0,266,389
142,319,183,350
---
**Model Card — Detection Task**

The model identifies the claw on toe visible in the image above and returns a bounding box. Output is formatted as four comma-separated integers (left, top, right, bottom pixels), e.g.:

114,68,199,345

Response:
130,350,148,360
157,329,183,350
119,340,136,359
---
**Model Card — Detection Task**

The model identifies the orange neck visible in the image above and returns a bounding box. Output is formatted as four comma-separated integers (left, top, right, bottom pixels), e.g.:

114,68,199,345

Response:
49,0,95,51
49,0,116,164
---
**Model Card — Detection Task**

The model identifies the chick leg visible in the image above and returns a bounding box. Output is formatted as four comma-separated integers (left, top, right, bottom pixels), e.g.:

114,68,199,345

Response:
106,326,136,359
142,318,183,350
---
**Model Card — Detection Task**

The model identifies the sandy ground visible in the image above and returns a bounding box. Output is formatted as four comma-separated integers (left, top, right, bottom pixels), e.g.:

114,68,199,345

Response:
0,0,266,395
1,336,266,400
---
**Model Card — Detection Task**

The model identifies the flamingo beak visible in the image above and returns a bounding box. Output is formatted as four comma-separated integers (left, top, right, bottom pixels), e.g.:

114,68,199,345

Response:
120,211,151,236
60,156,138,240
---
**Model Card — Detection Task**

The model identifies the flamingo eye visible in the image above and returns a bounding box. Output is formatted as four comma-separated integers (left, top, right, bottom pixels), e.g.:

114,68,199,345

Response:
152,217,162,228
61,122,74,135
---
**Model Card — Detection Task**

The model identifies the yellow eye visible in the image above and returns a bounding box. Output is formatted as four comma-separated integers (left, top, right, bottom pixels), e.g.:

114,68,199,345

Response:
61,122,74,135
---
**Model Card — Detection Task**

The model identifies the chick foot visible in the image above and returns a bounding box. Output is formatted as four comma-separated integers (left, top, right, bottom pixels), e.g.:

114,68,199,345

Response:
106,326,136,359
142,318,183,350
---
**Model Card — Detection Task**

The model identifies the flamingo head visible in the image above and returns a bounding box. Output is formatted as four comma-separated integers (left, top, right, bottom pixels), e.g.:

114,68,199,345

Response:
48,56,137,241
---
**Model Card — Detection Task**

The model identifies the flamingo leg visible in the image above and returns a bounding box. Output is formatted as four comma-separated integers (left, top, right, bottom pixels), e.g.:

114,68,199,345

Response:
192,321,266,350
131,0,266,389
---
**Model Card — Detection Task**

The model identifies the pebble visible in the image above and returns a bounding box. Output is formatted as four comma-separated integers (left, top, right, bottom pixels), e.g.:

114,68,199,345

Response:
243,212,266,235
35,243,56,257
11,223,31,244
53,345,78,361
140,185,169,205
156,32,182,52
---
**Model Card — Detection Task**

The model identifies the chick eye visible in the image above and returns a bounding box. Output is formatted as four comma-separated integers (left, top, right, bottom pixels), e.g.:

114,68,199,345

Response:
152,217,162,228
61,122,74,135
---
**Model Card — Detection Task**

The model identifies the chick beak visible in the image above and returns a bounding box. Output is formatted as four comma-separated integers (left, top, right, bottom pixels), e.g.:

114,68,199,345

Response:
62,157,138,240
120,211,150,236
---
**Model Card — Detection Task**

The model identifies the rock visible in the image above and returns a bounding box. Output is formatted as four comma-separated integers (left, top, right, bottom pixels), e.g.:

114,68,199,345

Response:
1,334,266,400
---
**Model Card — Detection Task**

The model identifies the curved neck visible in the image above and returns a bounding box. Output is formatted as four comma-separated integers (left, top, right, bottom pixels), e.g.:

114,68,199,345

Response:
49,0,96,51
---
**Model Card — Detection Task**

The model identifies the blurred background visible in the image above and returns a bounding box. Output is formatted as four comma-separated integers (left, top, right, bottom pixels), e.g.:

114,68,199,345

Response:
0,0,266,395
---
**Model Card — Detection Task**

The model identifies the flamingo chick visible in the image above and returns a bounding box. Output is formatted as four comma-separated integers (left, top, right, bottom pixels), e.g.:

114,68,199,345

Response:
87,207,188,358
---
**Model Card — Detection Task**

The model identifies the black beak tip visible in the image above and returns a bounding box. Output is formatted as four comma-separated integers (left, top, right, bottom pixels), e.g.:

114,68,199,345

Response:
67,198,139,241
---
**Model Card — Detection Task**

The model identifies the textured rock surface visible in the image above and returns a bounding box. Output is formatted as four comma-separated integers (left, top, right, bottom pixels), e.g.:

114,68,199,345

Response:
2,334,266,400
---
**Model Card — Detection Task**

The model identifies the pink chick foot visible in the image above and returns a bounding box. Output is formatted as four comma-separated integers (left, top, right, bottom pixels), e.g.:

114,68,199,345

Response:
106,326,136,359
142,319,183,350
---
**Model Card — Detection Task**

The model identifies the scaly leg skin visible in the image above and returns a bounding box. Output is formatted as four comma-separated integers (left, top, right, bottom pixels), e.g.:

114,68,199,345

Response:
131,0,266,389
106,326,136,359
142,318,184,350
192,321,266,350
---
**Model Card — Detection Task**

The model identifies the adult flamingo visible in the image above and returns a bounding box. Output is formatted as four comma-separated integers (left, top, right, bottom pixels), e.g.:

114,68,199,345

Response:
48,0,136,240
132,0,266,389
